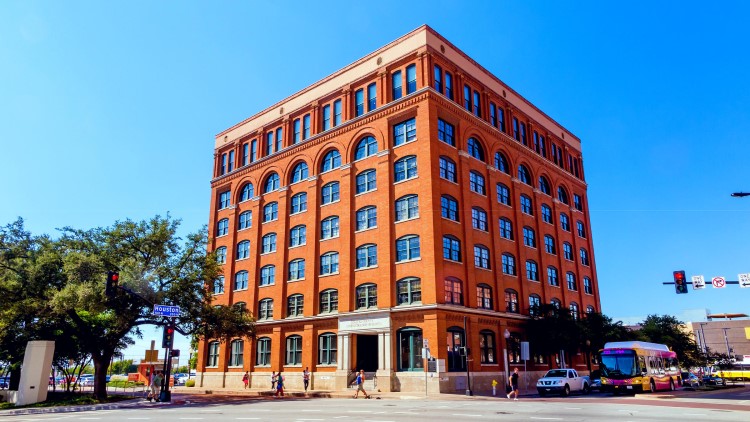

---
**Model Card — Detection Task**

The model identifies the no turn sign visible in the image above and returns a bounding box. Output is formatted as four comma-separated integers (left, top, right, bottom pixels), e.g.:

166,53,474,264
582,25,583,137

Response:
712,276,726,288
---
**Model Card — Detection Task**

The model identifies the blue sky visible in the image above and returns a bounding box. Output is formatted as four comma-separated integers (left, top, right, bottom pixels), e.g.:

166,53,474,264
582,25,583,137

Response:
2,1,749,360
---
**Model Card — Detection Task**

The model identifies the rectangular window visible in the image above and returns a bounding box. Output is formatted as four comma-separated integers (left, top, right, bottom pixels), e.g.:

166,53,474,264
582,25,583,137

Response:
333,99,342,126
406,64,417,94
437,119,455,146
520,122,527,146
218,191,230,209
250,140,257,163
445,72,453,100
392,70,402,100
293,119,301,144
303,114,311,139
539,134,546,157
498,107,505,132
275,128,283,152
367,83,377,111
393,118,417,146
241,143,248,166
473,90,481,117
490,103,497,127
463,85,471,111
266,132,274,155
513,118,519,141
220,153,226,175
322,104,331,131
227,151,234,172
434,65,442,92
355,89,364,117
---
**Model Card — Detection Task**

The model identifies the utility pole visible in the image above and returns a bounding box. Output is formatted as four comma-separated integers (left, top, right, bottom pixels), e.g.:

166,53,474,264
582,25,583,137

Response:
722,328,732,358
463,316,472,396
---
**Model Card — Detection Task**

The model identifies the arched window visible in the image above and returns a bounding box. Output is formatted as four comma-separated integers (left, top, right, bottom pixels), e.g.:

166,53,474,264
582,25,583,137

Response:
236,240,250,259
321,181,340,204
538,176,551,195
290,225,306,247
444,277,463,305
264,173,280,193
496,183,510,205
395,194,419,221
517,165,531,185
397,327,423,371
442,235,461,262
541,204,552,223
320,252,339,275
529,294,541,317
355,244,377,269
291,162,309,183
523,226,536,248
234,270,248,291
471,207,488,231
239,211,252,229
505,288,519,313
406,64,417,93
440,195,459,221
217,218,229,236
319,289,338,313
499,218,513,240
567,272,578,291
550,298,561,309
580,248,590,266
469,171,486,195
290,192,307,214
584,277,593,294
494,151,509,173
397,277,421,305
467,137,485,161
355,169,377,194
240,183,254,202
258,298,273,320
255,337,271,366
263,202,278,222
321,216,340,239
502,253,516,275
285,335,302,365
207,341,220,367
479,330,496,364
557,186,569,204
526,260,539,281
439,156,457,182
321,149,342,172
288,259,305,281
446,326,466,371
544,234,556,254
563,242,573,260
474,244,490,269
355,136,378,160
477,284,493,310
234,301,246,311
520,194,533,215
570,302,580,320
394,156,417,182
213,276,224,294
586,305,595,315
547,266,559,287
318,332,337,365
261,233,277,253
356,283,377,309
215,246,226,264
560,213,570,231
577,220,586,238
356,206,377,231
396,235,420,262
259,265,275,286
229,339,244,367
287,294,304,317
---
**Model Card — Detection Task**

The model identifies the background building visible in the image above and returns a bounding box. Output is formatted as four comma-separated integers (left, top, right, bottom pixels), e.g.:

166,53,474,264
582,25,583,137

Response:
690,315,750,360
197,25,600,393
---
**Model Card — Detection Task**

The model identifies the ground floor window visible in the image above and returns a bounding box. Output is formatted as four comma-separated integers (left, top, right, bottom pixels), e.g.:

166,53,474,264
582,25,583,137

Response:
286,335,302,365
446,327,466,372
207,341,219,367
479,331,496,364
230,339,244,367
318,332,337,365
256,337,271,366
398,327,423,371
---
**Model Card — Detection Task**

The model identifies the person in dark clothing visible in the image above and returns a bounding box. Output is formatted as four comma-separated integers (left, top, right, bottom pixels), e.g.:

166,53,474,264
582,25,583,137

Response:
507,367,520,400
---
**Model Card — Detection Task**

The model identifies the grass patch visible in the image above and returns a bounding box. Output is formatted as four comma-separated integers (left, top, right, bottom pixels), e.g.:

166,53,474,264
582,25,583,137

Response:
0,392,133,409
107,380,145,388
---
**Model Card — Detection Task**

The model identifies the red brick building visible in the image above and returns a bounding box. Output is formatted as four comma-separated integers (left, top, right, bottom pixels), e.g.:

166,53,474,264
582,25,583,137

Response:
197,25,600,393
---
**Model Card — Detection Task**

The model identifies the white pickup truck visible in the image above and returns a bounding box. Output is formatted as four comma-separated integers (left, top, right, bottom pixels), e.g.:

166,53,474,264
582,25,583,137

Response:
536,369,591,397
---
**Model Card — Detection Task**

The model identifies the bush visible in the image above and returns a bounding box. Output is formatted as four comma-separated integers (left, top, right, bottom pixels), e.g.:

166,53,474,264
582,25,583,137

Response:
185,379,195,387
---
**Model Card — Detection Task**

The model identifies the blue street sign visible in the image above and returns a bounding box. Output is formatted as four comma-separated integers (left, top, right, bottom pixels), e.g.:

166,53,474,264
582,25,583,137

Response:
153,304,181,317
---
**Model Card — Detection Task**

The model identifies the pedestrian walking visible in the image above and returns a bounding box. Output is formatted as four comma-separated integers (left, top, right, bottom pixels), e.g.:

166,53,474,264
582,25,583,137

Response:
303,367,310,392
242,371,249,389
352,369,370,399
271,371,277,391
275,372,284,397
150,371,163,402
507,367,520,400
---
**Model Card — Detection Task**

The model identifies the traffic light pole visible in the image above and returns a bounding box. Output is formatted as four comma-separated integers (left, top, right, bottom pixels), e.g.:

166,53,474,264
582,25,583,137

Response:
160,320,175,402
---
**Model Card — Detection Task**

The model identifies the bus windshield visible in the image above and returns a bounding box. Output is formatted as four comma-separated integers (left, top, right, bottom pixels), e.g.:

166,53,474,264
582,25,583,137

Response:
600,351,638,379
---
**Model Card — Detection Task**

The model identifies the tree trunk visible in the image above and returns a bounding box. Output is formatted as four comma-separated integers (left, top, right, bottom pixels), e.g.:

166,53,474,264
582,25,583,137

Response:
92,352,112,400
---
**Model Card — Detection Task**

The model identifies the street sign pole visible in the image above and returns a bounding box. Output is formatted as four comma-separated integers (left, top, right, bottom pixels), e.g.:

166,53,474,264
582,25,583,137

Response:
153,305,180,403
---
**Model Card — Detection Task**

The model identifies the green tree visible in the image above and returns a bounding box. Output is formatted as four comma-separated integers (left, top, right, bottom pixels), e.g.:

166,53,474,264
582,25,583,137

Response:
525,304,581,366
636,314,701,367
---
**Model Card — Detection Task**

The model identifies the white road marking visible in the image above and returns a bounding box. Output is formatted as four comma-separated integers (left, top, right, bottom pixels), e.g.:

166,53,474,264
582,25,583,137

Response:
127,419,151,421
235,419,260,420
301,409,321,412
347,410,372,413
618,410,638,412
683,414,706,417
564,407,581,410
530,418,563,421
451,414,482,418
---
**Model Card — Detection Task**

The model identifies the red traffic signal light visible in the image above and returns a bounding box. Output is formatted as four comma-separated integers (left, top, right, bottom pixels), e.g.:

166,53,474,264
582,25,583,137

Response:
162,325,175,348
105,271,120,297
673,270,688,294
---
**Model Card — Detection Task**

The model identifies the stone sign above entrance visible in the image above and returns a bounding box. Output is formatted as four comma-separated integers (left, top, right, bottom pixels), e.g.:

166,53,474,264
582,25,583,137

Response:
338,311,391,333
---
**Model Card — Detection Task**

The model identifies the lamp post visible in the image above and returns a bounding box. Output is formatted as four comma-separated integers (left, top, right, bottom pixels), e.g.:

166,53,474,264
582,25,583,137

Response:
463,316,472,396
585,340,591,372
722,328,732,358
503,329,511,387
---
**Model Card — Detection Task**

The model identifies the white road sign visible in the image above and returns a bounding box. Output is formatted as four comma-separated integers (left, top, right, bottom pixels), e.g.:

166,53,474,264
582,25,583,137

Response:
738,273,750,288
711,276,726,289
692,275,705,289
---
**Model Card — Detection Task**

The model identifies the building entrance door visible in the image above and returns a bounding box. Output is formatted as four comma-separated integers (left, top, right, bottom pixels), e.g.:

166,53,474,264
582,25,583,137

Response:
355,334,378,372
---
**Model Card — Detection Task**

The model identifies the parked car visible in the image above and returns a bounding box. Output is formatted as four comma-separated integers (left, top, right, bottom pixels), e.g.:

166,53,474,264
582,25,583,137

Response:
537,368,591,397
702,375,726,386
0,376,9,389
174,373,188,386
78,374,95,387
681,372,702,389
589,369,602,391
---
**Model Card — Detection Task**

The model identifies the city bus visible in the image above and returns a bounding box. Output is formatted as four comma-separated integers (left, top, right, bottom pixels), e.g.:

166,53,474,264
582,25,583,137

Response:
599,341,681,394
711,362,750,381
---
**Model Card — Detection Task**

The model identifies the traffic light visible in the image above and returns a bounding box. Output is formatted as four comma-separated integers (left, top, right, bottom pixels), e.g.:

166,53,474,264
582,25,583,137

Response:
162,325,175,349
673,270,688,294
105,271,119,297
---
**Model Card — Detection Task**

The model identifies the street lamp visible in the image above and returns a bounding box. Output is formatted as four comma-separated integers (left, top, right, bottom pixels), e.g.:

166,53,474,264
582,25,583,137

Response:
503,329,511,388
731,192,750,197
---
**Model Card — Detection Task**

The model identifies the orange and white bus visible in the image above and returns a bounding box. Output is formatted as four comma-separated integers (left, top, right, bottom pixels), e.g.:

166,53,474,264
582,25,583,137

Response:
599,341,681,394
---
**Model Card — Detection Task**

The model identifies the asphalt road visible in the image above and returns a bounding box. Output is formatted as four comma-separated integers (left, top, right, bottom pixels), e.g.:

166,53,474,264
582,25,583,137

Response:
2,389,749,422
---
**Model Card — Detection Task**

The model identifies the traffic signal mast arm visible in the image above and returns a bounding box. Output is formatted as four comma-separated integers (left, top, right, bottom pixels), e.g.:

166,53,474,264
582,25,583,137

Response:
662,280,741,284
